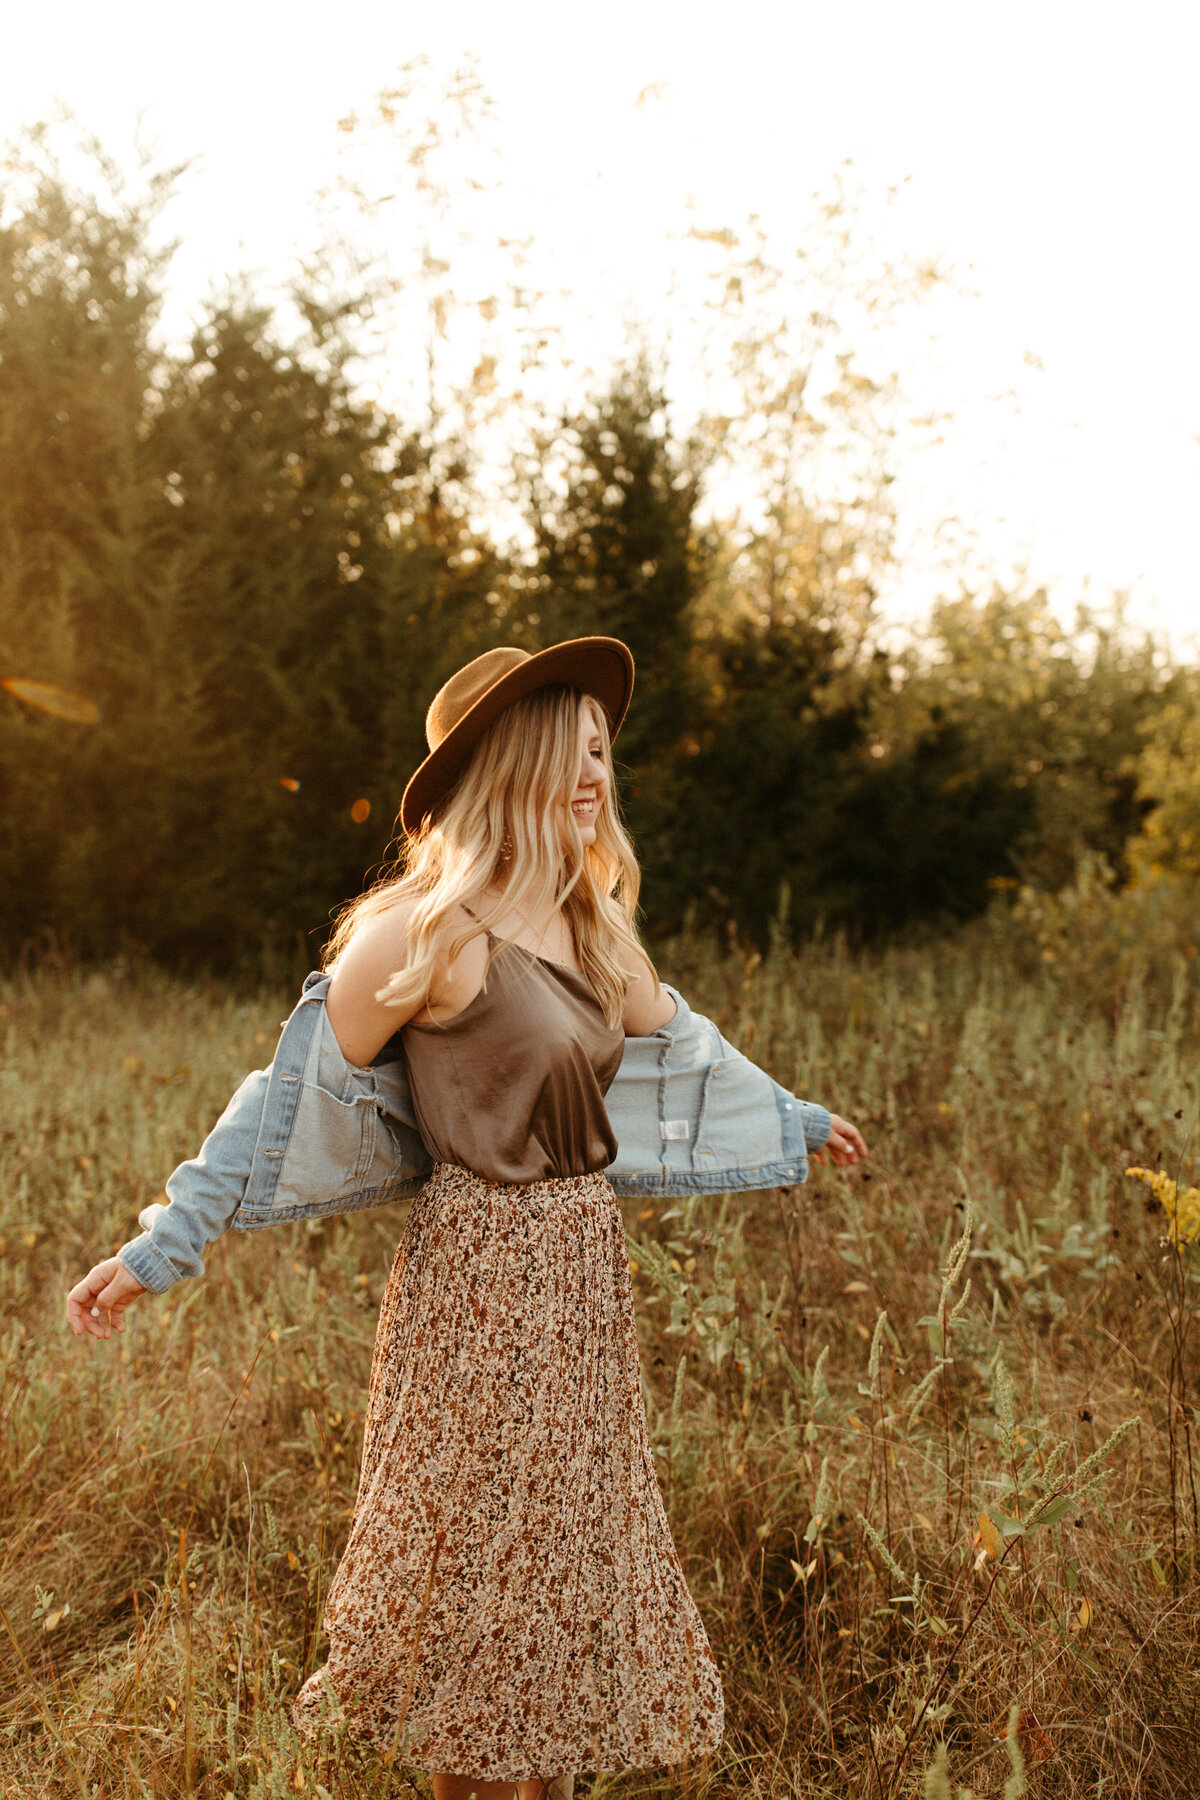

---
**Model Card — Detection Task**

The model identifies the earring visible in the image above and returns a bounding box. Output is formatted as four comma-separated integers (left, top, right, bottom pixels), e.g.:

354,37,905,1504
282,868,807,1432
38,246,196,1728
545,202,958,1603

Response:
499,832,513,860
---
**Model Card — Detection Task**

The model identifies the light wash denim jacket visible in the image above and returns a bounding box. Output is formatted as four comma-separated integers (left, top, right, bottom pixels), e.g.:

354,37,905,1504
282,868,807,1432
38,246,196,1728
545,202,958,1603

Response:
118,973,831,1295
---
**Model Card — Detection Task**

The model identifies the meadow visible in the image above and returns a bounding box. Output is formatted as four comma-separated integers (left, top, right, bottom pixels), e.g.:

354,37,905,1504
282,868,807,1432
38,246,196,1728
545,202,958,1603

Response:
3,906,1199,1798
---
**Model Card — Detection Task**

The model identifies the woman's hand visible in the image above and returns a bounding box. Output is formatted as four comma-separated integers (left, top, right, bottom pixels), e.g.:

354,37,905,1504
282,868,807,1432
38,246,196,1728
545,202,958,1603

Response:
67,1257,148,1341
812,1113,869,1169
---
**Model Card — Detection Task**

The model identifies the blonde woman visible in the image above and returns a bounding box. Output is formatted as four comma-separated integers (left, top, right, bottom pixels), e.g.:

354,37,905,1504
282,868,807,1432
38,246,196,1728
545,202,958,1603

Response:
69,637,867,1800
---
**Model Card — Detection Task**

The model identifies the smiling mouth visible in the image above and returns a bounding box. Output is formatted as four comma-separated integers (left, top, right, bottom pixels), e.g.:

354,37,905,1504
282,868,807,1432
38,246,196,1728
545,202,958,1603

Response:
571,798,596,818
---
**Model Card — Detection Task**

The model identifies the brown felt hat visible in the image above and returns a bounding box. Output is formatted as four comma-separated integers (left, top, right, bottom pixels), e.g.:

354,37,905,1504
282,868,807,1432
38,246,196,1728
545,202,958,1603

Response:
400,636,635,835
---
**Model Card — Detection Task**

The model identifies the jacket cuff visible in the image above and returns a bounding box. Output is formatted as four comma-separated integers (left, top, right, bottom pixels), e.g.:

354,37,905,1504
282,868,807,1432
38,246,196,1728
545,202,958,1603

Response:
798,1101,832,1150
117,1233,188,1296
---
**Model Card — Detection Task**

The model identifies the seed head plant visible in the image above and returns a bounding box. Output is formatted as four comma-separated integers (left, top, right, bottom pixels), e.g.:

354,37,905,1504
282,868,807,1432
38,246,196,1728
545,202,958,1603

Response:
3,915,1200,1796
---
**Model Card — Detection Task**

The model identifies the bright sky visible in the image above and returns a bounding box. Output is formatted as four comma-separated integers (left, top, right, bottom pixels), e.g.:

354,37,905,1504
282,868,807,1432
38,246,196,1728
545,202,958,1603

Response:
5,0,1198,654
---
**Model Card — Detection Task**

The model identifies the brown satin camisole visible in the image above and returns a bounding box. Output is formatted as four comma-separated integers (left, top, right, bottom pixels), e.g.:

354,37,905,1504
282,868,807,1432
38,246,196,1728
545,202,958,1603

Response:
401,932,625,1185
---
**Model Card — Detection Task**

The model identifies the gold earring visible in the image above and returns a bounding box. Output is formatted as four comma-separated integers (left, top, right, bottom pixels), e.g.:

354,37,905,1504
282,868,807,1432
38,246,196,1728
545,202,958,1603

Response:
499,832,513,859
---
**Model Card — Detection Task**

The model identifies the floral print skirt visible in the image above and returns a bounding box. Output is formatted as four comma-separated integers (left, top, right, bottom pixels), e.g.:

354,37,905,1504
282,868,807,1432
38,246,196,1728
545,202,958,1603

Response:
292,1161,724,1779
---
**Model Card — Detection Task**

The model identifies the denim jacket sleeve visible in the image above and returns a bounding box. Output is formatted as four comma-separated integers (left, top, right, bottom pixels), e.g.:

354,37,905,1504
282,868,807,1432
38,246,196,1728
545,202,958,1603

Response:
118,972,431,1295
118,976,832,1295
117,1067,272,1293
603,985,831,1195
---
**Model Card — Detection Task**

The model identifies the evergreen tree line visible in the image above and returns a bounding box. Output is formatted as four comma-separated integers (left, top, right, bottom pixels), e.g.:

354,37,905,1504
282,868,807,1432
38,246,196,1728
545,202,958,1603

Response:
1,145,1191,969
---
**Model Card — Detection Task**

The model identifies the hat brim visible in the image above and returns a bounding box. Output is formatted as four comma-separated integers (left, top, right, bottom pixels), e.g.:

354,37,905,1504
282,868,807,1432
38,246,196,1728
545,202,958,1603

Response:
400,636,635,836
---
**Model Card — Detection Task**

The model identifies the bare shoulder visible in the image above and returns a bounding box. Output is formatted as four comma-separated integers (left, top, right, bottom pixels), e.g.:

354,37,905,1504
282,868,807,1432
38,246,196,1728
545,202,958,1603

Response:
621,944,678,1037
331,895,420,991
325,897,423,1066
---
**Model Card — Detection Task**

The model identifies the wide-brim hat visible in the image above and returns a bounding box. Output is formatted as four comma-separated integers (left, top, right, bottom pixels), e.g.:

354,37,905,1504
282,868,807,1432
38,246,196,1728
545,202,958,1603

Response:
400,636,635,835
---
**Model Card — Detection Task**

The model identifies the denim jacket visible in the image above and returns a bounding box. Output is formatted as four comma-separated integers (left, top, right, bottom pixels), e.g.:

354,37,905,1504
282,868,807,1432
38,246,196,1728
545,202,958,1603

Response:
117,973,831,1295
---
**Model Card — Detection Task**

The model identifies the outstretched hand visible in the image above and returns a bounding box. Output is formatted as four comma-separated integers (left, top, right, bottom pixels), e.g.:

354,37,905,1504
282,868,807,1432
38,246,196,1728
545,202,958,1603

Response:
67,1256,148,1341
812,1113,868,1169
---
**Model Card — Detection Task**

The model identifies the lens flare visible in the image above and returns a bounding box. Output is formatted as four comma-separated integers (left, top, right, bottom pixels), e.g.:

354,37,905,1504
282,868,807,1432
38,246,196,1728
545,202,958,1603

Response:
350,797,371,823
279,777,301,792
2,678,101,724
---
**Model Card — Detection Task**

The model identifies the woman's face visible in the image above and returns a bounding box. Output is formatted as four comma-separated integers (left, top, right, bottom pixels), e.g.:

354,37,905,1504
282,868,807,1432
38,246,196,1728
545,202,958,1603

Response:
566,701,609,848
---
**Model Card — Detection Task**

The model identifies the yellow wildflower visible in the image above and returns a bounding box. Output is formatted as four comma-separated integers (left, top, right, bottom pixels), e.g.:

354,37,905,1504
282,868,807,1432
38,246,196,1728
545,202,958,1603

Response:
1125,1166,1200,1249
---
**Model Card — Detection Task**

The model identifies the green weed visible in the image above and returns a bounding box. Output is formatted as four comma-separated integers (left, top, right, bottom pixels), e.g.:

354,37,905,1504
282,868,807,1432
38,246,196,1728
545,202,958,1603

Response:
2,924,1198,1797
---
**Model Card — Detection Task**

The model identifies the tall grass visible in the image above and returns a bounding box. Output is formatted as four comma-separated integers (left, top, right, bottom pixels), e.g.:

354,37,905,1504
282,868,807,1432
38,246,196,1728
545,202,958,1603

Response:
3,908,1199,1796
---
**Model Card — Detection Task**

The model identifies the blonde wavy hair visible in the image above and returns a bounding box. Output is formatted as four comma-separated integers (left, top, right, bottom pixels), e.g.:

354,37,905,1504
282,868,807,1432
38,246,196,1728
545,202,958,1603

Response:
324,685,648,1029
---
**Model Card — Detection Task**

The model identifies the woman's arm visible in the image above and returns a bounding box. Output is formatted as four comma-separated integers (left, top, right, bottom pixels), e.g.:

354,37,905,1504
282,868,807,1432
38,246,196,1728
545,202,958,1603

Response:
69,904,430,1343
69,1059,275,1337
622,947,678,1036
325,898,428,1065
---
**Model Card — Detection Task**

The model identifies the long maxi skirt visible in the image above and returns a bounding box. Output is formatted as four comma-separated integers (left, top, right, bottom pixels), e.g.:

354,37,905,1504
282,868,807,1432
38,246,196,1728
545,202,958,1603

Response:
292,1161,725,1780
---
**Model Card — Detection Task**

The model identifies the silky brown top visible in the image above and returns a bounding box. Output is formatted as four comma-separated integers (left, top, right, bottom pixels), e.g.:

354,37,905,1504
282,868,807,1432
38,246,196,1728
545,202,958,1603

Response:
402,932,625,1185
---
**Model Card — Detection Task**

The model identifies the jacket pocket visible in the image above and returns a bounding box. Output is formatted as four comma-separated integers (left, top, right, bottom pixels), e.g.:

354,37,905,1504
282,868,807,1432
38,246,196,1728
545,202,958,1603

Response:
692,1057,785,1173
262,1007,380,1206
269,1084,379,1208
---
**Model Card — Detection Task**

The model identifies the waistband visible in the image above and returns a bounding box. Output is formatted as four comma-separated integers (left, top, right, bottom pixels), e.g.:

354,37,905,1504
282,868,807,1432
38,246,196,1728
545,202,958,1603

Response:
428,1160,614,1197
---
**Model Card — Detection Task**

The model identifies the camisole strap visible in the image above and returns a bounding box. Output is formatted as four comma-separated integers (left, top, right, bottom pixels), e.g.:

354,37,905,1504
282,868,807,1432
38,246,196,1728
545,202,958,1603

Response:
400,910,624,1185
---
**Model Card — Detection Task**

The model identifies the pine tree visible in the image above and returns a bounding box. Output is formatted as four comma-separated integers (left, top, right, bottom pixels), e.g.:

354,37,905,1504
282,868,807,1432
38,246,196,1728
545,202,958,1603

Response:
521,369,705,881
0,131,175,954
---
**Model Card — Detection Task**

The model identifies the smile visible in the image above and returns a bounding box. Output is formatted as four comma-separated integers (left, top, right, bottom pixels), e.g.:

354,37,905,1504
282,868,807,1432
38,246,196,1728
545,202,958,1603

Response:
571,799,595,817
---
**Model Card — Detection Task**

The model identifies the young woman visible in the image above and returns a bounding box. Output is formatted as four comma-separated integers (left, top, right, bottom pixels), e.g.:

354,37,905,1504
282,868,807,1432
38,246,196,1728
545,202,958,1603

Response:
69,636,867,1800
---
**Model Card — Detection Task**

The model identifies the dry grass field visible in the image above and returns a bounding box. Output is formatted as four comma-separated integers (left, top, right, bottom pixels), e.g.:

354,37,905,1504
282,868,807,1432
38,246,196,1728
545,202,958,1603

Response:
3,909,1200,1798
